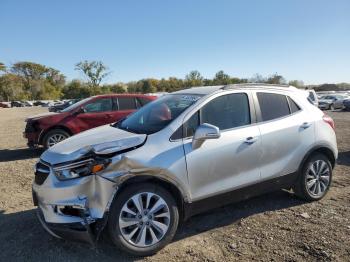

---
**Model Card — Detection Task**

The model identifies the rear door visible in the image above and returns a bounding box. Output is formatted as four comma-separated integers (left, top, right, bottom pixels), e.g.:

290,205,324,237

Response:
254,91,315,180
75,97,114,131
182,91,262,201
115,96,138,120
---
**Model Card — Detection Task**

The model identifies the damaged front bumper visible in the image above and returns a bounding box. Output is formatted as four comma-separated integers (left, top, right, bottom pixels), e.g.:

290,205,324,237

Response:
32,168,119,245
36,207,97,244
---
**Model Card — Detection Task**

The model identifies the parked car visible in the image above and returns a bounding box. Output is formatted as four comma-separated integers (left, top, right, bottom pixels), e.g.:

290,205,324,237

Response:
33,101,47,106
33,84,337,256
48,99,80,112
11,101,25,107
318,95,346,110
24,94,156,149
23,101,33,107
343,98,350,111
0,102,11,108
305,89,318,107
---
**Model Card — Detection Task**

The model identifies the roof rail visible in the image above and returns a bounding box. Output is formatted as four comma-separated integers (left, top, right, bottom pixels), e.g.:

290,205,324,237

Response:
222,83,293,90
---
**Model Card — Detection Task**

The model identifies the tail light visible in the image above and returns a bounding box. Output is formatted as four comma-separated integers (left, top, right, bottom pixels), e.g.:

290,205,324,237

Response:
323,114,335,130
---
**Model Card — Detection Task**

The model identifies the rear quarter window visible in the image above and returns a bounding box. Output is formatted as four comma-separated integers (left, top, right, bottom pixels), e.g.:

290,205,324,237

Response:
257,92,290,121
118,97,137,110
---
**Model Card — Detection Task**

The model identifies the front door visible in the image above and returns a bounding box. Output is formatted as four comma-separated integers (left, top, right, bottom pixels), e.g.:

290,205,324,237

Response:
76,97,114,131
183,92,262,201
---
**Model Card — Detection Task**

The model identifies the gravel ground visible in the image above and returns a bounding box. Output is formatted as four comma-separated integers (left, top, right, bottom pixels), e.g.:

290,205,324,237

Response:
0,107,349,262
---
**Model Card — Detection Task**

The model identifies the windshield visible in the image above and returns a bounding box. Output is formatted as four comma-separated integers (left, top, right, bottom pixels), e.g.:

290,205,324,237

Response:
115,94,202,135
61,97,91,112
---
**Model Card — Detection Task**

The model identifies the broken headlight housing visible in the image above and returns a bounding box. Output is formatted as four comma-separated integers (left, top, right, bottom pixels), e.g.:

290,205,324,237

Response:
53,158,110,180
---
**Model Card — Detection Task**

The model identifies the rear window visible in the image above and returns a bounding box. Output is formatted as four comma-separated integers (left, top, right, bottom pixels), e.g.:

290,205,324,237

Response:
257,93,290,121
287,96,301,113
138,97,153,106
118,97,136,110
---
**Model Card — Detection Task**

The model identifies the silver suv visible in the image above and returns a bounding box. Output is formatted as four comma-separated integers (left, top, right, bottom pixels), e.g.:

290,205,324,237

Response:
33,84,337,256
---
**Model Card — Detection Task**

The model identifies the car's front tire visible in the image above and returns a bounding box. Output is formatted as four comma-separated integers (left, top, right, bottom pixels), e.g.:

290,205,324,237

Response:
42,129,70,149
108,183,179,256
294,153,332,201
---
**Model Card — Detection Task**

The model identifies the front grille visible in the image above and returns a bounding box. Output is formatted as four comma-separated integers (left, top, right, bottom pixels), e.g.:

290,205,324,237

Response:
34,161,50,185
25,120,39,133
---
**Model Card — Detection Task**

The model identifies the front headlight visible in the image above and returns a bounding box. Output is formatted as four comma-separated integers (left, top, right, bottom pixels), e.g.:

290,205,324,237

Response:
53,158,110,180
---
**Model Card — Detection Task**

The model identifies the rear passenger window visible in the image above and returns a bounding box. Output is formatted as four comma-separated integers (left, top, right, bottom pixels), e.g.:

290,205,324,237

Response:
201,93,250,130
287,97,301,113
118,97,136,110
138,97,152,106
257,93,290,121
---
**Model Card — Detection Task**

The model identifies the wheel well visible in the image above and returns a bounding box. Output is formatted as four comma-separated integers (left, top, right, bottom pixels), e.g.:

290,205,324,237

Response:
302,146,336,169
39,126,73,144
314,147,336,168
116,176,185,221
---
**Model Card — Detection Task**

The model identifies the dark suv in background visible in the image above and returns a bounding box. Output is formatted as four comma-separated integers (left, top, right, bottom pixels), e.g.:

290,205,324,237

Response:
24,94,156,148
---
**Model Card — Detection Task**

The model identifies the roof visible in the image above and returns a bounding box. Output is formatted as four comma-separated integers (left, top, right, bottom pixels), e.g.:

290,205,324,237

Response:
172,85,224,95
172,83,298,96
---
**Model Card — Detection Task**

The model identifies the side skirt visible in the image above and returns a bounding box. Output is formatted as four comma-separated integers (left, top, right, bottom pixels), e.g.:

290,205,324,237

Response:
183,172,298,220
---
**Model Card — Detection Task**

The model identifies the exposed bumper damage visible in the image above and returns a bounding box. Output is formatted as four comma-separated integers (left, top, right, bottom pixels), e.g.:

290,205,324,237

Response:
33,154,189,245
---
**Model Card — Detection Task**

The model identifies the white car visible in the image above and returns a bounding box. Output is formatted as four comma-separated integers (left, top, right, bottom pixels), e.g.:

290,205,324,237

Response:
33,84,337,256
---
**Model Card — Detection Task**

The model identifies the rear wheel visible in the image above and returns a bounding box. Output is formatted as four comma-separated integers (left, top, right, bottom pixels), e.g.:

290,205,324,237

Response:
294,153,332,201
108,183,179,256
330,104,335,110
42,129,70,149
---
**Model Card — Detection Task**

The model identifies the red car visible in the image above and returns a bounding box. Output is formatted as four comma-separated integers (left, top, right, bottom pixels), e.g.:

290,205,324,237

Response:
24,94,156,149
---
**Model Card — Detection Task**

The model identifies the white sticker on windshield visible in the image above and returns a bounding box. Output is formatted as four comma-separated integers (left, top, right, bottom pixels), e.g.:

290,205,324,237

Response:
181,95,200,102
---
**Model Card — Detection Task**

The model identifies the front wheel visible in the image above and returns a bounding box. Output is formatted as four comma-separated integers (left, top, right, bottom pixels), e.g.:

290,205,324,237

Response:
42,129,70,149
294,153,332,201
108,183,179,256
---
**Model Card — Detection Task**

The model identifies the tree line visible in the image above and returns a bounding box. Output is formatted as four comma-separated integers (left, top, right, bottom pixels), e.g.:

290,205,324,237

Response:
0,61,348,101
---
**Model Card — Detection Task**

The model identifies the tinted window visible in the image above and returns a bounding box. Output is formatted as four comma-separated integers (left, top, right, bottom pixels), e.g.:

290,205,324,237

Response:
116,94,202,135
83,98,112,113
201,93,250,130
138,97,152,106
287,97,301,113
257,93,290,121
118,97,136,110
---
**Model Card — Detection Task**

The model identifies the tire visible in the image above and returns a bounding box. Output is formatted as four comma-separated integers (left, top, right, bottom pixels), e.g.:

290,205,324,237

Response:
108,183,179,256
293,153,332,201
330,104,335,111
42,129,70,149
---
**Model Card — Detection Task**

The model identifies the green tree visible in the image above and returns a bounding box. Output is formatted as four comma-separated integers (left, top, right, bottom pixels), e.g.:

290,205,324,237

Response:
10,61,65,100
62,80,90,99
185,70,204,87
0,73,27,101
0,62,6,73
266,73,286,85
213,70,231,85
250,73,266,83
75,60,109,88
288,80,304,88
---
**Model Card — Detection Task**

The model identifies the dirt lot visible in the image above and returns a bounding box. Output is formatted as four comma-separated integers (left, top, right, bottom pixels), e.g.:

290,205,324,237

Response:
0,107,349,262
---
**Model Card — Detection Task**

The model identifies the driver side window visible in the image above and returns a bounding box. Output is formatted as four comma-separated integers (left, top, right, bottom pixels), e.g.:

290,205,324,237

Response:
83,98,113,113
170,93,251,140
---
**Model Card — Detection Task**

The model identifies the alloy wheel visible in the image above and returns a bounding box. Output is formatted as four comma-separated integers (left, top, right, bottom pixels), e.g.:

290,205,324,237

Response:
47,134,67,147
305,160,330,197
118,192,171,247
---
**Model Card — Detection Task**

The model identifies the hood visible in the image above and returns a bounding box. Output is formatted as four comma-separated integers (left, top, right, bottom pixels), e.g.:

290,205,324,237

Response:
319,99,333,104
26,112,62,121
41,124,147,165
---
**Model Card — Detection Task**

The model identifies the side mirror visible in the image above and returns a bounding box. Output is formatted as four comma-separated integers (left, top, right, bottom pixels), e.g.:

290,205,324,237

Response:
73,107,85,115
192,123,220,150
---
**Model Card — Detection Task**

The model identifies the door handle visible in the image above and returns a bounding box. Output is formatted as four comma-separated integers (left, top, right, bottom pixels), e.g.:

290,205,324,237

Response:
301,122,312,129
244,136,258,144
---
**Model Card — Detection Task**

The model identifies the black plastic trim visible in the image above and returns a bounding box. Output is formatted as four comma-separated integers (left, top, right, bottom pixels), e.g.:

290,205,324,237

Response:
183,172,299,220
